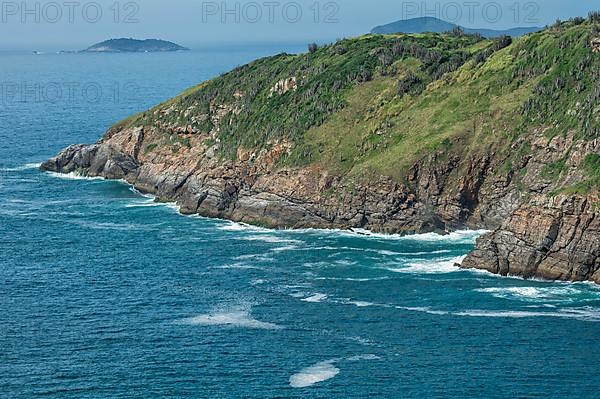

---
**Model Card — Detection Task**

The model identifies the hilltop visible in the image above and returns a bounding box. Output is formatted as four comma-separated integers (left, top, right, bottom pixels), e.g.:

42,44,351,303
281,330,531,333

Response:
372,16,541,38
82,38,189,53
43,15,600,283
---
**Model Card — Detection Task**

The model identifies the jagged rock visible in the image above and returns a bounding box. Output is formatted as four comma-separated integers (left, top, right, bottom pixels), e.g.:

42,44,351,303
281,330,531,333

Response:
462,195,600,283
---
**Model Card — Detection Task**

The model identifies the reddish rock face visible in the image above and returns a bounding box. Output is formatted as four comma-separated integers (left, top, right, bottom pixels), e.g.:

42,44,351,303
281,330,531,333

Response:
42,118,600,284
462,195,600,283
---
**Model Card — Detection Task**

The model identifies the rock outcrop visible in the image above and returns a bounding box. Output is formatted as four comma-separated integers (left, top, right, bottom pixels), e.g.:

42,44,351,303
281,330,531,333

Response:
41,127,454,234
462,195,600,283
42,21,600,283
41,114,600,285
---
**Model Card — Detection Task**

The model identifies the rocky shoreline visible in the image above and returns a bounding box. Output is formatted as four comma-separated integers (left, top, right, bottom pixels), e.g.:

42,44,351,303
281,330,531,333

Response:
42,124,600,284
462,195,600,283
42,19,600,284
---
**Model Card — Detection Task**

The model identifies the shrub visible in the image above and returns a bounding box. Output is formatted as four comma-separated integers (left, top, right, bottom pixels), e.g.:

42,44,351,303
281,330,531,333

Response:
450,26,464,36
570,16,585,25
494,35,513,50
475,35,514,64
356,68,373,83
550,18,562,32
589,11,600,23
398,72,425,97
583,154,600,183
308,43,318,53
332,44,347,55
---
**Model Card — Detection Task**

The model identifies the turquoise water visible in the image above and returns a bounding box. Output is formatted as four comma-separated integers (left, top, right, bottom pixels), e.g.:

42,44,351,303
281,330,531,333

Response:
1,47,600,398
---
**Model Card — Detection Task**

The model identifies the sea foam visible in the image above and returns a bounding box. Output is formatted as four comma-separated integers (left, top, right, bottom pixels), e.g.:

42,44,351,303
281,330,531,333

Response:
475,286,582,302
347,354,381,361
46,171,105,180
241,235,302,244
178,309,281,330
386,256,466,274
301,293,328,303
454,307,600,321
289,360,340,388
0,163,41,172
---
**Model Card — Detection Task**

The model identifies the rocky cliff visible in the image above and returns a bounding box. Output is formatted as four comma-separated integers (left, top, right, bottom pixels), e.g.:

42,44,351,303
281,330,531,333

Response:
463,195,600,283
43,17,600,283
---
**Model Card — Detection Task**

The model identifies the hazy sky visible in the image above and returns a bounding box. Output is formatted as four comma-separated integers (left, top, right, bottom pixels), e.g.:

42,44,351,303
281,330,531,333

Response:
0,0,597,50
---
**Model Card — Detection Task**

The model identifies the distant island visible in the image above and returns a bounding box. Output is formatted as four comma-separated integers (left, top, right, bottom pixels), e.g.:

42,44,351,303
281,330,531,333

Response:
81,38,189,53
372,16,541,37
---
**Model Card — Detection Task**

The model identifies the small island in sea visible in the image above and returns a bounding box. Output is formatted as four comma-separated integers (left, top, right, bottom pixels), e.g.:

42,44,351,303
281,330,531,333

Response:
81,38,189,53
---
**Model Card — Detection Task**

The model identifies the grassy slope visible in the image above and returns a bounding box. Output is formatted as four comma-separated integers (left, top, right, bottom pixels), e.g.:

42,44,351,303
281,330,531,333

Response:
114,18,599,192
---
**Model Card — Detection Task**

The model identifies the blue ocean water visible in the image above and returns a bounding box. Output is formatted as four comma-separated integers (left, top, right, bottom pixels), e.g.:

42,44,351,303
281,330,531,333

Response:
1,46,600,399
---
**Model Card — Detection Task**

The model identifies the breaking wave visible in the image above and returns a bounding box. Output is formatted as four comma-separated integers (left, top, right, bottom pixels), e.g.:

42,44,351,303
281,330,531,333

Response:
0,163,41,172
385,256,466,274
177,308,282,330
301,293,328,303
475,286,586,302
289,360,340,388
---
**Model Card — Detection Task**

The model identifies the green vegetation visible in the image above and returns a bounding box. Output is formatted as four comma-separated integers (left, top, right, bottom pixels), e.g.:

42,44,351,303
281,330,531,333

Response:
83,38,188,53
552,154,600,196
541,160,567,181
144,143,158,154
114,18,599,188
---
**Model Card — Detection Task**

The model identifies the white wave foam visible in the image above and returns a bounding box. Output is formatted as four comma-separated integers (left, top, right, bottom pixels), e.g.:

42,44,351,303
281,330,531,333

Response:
396,306,450,315
289,360,339,388
290,292,309,298
386,256,466,274
125,202,163,208
303,246,453,257
217,221,269,232
271,245,300,252
375,249,400,256
346,300,376,308
347,302,600,322
347,354,380,361
235,254,263,260
128,186,154,198
258,226,488,245
125,197,163,208
454,307,600,321
241,235,302,244
178,310,281,329
475,286,582,302
212,263,263,270
0,163,41,172
313,276,390,282
46,171,105,180
334,259,357,266
337,228,488,244
234,254,275,262
74,220,145,231
347,336,375,346
301,293,328,303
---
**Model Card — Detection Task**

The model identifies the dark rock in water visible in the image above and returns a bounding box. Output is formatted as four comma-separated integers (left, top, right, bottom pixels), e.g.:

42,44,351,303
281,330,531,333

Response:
42,144,138,179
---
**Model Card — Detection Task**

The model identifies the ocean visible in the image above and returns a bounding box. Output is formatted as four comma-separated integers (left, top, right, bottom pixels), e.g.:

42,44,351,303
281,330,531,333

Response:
1,46,599,398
